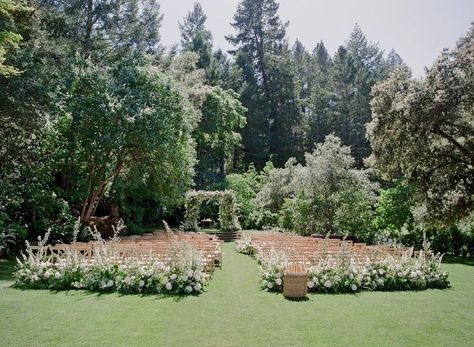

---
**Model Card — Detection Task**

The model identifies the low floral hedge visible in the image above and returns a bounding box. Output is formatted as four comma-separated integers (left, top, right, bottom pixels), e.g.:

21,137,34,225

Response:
15,257,207,295
259,250,449,293
235,233,253,254
14,228,207,295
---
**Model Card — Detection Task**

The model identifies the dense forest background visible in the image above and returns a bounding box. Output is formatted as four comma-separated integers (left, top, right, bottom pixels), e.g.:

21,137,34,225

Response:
0,0,473,256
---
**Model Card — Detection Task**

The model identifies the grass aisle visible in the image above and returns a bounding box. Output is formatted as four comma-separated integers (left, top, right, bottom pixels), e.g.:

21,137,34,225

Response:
1,243,473,346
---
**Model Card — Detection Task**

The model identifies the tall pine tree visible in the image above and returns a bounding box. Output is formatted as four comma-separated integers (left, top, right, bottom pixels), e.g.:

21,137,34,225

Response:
227,0,302,167
179,3,247,188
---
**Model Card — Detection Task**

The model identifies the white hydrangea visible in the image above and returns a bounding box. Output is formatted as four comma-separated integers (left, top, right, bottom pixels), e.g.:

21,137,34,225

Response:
275,278,282,286
139,280,145,287
170,274,177,280
165,282,173,290
351,284,357,291
307,281,315,289
107,280,114,288
324,280,332,288
194,283,202,291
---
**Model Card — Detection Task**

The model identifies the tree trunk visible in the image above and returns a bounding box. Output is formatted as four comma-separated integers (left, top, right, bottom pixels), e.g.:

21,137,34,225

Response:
83,0,94,58
81,183,104,223
80,160,124,223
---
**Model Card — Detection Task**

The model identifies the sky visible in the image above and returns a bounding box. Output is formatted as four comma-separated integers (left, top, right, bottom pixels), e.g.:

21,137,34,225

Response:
159,0,473,77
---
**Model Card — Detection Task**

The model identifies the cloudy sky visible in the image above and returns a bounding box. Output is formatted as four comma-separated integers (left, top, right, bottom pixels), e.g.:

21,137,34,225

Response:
159,0,473,76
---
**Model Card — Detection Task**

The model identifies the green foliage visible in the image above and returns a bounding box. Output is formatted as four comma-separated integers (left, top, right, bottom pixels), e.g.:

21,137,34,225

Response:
1,0,471,255
179,2,209,50
194,86,247,188
367,24,474,224
372,179,416,231
183,190,240,231
0,0,29,76
256,135,376,235
228,0,303,167
401,225,474,258
57,56,197,223
293,25,404,167
226,163,269,228
36,0,162,60
179,4,247,189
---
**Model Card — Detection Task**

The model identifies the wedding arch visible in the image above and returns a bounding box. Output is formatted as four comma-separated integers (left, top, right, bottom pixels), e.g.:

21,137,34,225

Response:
182,190,241,231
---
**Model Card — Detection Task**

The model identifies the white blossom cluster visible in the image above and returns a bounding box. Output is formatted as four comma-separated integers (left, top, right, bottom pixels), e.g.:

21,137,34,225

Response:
259,250,449,293
15,256,207,295
235,234,253,254
259,249,288,291
14,234,208,295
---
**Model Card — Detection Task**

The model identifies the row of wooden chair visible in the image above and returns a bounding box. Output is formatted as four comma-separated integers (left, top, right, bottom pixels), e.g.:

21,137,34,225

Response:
246,232,413,267
29,232,223,273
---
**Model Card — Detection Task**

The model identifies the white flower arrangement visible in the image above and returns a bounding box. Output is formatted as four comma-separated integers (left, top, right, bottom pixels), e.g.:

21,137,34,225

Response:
258,249,288,291
235,233,253,254
257,242,449,294
14,229,209,296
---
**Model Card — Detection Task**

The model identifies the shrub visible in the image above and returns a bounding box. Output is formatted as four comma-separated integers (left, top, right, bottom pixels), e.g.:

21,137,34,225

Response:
254,136,376,235
259,249,287,291
226,163,271,229
401,225,474,258
258,237,449,293
14,226,208,295
235,233,253,254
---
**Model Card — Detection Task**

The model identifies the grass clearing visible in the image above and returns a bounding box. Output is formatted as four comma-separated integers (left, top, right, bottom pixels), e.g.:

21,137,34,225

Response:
1,243,473,346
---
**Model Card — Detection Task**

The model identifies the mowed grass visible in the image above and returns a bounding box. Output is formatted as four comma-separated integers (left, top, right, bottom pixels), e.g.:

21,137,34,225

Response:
1,243,473,347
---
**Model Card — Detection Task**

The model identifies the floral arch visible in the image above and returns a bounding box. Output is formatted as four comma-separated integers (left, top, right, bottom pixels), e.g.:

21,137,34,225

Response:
182,190,241,231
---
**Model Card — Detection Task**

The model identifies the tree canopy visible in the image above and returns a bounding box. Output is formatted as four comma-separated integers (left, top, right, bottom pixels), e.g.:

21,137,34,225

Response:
0,0,472,251
367,24,474,224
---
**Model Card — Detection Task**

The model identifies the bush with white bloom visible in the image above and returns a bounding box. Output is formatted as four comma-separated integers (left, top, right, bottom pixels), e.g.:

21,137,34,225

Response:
258,249,287,291
235,234,253,254
14,230,209,296
257,246,449,294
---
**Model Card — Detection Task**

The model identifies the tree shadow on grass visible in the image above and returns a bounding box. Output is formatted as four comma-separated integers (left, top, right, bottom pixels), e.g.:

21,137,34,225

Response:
0,258,16,282
64,290,190,302
442,256,474,266
11,281,194,303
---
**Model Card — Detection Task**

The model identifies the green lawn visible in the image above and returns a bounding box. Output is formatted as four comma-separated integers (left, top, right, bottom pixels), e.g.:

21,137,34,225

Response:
1,243,473,347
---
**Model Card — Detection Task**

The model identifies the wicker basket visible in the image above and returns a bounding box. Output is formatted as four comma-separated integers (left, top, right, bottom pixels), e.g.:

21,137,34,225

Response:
283,263,308,298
